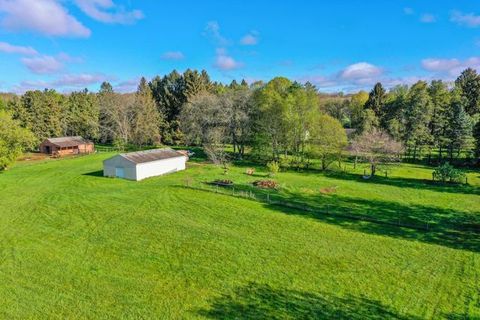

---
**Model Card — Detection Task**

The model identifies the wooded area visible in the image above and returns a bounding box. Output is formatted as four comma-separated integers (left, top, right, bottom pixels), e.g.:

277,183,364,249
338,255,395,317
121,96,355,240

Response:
1,67,480,170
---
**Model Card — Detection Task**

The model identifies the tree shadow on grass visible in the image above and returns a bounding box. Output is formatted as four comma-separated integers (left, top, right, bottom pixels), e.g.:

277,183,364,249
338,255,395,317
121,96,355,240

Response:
321,170,480,196
264,189,480,253
82,170,104,178
178,184,479,253
197,283,417,319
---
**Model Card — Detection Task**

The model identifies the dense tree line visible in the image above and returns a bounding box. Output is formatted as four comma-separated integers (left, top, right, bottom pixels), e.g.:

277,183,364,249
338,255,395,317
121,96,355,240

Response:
1,67,480,170
324,68,480,163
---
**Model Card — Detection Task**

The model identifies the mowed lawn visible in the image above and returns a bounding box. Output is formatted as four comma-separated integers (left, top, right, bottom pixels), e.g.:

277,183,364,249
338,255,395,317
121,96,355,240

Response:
0,153,479,319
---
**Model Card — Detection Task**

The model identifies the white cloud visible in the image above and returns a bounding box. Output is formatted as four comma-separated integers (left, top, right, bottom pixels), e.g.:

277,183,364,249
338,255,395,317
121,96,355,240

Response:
21,55,64,74
339,62,383,83
74,0,143,24
420,14,436,23
298,62,385,91
161,51,185,60
240,32,259,45
214,48,242,71
0,0,91,37
0,41,37,55
421,57,480,76
450,11,480,27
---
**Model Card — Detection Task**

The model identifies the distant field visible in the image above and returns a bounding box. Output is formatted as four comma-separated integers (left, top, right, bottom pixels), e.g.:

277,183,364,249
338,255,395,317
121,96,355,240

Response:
0,153,478,319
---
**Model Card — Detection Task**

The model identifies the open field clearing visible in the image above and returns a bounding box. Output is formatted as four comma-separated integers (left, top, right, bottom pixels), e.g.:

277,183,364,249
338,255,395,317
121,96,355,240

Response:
0,154,479,319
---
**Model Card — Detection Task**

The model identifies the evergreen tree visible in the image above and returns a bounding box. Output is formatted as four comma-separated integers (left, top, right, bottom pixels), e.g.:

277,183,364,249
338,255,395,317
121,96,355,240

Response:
455,68,480,116
65,89,99,139
131,77,162,146
98,81,117,143
364,82,386,118
150,71,185,144
445,89,474,160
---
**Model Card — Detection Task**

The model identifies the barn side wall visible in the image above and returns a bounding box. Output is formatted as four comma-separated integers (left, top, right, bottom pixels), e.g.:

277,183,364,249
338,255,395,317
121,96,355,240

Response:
135,156,187,181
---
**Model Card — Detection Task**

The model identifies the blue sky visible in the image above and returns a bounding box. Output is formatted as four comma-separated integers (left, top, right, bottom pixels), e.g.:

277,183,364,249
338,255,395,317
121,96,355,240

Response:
0,0,479,93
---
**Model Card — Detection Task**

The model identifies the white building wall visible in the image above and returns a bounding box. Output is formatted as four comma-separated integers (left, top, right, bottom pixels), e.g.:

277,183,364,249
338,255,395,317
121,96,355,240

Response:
135,156,187,181
103,156,137,180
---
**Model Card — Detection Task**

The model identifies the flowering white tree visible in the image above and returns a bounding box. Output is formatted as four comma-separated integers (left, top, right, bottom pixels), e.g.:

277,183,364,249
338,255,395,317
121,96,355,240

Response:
351,128,404,176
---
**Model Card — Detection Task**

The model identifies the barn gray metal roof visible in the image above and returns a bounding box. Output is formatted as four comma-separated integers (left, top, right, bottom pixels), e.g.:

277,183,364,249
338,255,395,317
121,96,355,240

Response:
119,148,186,164
45,136,92,148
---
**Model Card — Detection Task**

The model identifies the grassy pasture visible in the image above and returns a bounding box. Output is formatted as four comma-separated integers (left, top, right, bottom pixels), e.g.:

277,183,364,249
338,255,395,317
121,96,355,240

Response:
0,153,478,319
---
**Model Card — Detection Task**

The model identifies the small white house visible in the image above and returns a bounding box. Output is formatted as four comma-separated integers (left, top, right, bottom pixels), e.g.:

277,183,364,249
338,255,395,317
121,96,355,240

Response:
103,148,187,181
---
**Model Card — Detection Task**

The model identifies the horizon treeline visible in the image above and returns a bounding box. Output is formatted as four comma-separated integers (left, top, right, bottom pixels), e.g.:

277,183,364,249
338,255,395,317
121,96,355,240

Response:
1,67,480,165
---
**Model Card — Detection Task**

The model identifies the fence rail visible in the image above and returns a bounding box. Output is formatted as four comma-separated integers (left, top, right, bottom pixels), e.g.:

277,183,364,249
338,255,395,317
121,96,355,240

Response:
182,183,433,232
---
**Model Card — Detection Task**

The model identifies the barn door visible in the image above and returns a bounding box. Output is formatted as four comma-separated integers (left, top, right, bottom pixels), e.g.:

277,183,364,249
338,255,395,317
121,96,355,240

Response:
115,167,125,178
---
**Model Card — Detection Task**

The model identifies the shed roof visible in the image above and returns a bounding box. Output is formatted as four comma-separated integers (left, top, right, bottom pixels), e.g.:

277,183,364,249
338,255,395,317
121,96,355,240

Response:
44,136,92,148
117,148,185,164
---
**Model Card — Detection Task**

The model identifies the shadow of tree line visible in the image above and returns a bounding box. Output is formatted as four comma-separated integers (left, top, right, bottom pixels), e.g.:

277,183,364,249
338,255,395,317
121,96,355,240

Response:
263,190,480,253
179,182,479,253
197,283,418,319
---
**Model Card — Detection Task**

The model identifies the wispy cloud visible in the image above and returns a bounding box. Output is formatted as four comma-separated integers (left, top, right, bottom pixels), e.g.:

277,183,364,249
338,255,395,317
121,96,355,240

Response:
0,41,37,55
114,77,140,93
420,13,436,23
52,73,113,87
203,21,230,46
240,31,259,45
0,0,91,37
161,51,185,60
214,48,242,71
21,55,64,74
11,73,115,93
422,57,480,76
21,53,82,74
74,0,144,25
450,10,480,27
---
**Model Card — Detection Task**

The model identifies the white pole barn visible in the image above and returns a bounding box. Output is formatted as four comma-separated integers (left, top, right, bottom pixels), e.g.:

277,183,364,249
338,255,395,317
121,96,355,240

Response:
103,148,187,181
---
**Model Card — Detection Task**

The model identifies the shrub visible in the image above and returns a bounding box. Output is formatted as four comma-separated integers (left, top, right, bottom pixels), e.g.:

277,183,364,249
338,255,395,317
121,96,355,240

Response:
253,180,279,189
266,161,280,177
433,162,466,184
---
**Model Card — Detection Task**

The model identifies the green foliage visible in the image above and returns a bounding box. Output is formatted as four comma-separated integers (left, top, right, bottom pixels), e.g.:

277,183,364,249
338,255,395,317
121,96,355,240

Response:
131,78,162,146
309,114,348,170
253,78,319,161
474,120,480,158
266,160,280,176
403,81,434,159
65,89,100,140
445,89,474,159
0,111,35,170
364,82,386,117
433,162,466,183
16,89,64,142
455,68,480,116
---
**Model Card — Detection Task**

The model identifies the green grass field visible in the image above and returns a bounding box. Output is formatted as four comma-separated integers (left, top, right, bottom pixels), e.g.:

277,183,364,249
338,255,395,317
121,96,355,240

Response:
0,153,479,319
